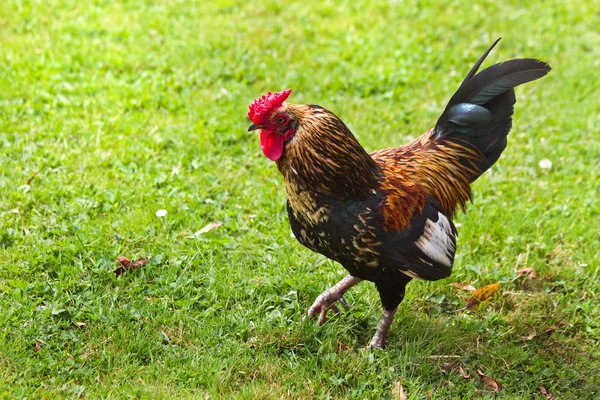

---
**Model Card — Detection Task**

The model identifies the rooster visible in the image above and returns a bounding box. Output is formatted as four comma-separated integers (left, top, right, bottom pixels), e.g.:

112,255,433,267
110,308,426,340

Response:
247,39,550,348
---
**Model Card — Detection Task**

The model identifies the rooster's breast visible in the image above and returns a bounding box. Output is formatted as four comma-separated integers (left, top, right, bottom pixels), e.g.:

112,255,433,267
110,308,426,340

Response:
285,189,395,280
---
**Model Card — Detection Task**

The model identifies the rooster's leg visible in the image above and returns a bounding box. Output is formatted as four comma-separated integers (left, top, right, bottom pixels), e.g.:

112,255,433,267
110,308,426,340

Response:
367,307,397,349
307,275,362,325
368,277,411,349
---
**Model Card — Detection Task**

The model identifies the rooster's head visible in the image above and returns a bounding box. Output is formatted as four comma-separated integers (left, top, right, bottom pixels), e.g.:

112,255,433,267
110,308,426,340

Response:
248,89,297,161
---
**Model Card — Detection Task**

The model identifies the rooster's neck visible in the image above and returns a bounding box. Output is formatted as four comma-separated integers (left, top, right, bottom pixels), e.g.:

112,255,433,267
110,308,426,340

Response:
276,106,380,200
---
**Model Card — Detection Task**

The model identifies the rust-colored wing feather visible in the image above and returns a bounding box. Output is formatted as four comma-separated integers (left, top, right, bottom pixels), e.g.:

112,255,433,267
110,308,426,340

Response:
371,130,482,232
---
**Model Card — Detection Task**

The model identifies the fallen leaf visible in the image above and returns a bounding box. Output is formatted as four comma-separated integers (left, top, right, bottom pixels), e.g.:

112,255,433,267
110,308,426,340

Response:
426,386,435,400
26,170,39,184
453,282,476,291
35,341,42,351
580,291,588,301
466,297,480,310
458,366,472,379
545,320,566,334
193,222,223,236
517,267,537,279
466,283,500,311
335,339,350,352
474,283,500,301
392,379,408,400
442,362,453,372
522,327,536,341
74,322,86,328
540,386,554,399
477,369,501,391
115,256,151,276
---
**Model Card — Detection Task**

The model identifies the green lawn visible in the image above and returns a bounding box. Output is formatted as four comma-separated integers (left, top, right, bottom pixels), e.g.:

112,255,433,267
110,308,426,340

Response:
1,0,599,398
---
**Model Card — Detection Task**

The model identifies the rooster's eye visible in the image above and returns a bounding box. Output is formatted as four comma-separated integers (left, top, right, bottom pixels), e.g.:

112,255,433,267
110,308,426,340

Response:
277,117,286,124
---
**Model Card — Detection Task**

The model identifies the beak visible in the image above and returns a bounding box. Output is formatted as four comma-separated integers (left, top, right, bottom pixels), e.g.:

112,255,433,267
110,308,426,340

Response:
248,123,264,132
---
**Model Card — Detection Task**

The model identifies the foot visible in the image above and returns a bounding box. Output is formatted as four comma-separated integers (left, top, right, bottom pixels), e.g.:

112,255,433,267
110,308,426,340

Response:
366,308,397,350
366,333,386,350
306,276,362,325
307,291,344,325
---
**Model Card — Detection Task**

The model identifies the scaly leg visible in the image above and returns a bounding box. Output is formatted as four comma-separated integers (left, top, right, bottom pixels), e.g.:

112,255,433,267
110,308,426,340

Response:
368,276,411,349
307,275,362,325
367,307,397,349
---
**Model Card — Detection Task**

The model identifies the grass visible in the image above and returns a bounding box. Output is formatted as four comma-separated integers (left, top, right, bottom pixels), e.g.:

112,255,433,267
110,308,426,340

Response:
1,0,599,398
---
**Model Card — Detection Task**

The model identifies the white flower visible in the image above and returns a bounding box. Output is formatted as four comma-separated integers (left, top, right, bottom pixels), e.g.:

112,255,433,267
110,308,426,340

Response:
155,209,168,217
538,159,552,170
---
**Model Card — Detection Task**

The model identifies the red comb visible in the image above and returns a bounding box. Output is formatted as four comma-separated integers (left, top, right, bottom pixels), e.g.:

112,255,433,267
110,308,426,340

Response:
248,89,292,125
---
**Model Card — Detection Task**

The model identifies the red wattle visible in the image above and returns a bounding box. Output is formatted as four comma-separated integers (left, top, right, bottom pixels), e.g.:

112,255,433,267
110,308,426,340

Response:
260,130,285,161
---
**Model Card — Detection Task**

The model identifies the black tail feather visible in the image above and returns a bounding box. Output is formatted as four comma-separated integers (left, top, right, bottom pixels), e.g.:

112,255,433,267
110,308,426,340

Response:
458,37,502,88
447,58,551,107
434,39,551,181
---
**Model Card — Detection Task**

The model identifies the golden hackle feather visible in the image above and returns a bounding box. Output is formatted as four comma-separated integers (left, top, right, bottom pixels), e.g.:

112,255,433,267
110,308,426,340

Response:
276,104,380,204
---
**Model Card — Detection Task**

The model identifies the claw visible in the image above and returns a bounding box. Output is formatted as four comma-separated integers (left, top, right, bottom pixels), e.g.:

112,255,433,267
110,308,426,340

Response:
315,303,341,325
339,296,352,309
318,308,327,325
306,276,362,325
307,292,340,325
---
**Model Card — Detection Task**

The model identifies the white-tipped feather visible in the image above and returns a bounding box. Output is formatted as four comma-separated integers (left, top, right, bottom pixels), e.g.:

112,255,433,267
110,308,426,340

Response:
415,213,455,268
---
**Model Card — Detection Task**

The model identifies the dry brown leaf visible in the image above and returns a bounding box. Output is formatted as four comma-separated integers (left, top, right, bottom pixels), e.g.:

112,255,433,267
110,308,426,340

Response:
546,320,566,334
580,291,588,301
522,327,536,341
426,386,435,400
474,283,500,301
458,366,472,379
74,322,86,328
477,369,501,391
335,339,350,352
26,170,39,185
392,379,408,400
540,386,554,399
466,297,480,310
466,283,500,310
115,256,151,276
517,267,537,279
442,362,453,372
453,282,476,291
35,340,42,352
116,257,132,267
